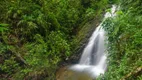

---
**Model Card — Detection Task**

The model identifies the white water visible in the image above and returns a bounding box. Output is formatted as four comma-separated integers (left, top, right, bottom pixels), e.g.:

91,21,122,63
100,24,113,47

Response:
69,5,117,78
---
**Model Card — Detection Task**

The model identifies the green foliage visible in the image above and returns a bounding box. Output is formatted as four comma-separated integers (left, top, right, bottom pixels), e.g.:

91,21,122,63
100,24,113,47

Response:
0,56,19,75
0,0,110,79
101,0,142,79
0,24,8,33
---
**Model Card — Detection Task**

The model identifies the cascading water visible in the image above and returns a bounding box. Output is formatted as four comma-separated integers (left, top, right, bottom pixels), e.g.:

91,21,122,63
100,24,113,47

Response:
69,5,117,78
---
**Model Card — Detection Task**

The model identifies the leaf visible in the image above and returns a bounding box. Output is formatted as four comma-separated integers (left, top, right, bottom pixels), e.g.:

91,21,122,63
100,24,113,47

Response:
0,23,9,27
0,23,9,32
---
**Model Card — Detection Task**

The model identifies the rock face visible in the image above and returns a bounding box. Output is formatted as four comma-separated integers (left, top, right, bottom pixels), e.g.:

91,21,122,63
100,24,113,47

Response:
60,18,102,65
56,18,102,80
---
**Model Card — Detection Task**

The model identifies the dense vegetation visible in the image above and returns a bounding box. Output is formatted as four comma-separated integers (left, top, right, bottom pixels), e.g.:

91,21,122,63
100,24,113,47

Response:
101,0,142,80
0,0,141,80
0,0,110,80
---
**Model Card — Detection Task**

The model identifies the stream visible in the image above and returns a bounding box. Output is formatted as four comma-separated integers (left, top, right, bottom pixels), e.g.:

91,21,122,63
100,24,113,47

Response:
56,5,117,80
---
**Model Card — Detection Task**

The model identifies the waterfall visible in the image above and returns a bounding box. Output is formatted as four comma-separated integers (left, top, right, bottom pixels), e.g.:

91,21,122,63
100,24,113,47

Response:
69,5,117,78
